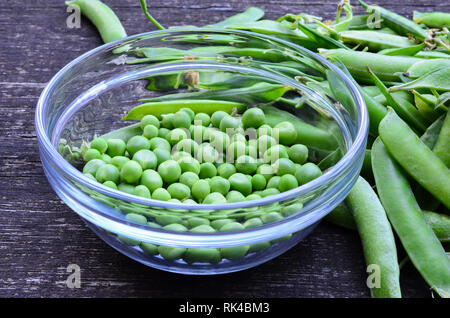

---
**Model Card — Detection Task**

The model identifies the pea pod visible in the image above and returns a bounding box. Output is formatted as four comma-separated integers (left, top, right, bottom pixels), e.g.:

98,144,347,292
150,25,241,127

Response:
123,100,245,121
99,123,142,142
433,108,450,168
406,59,450,78
415,51,450,60
423,211,450,243
207,7,264,28
339,30,415,51
389,67,450,92
413,11,450,29
420,114,446,149
324,202,356,230
378,108,450,208
378,43,426,57
411,90,440,122
345,176,400,298
371,137,450,297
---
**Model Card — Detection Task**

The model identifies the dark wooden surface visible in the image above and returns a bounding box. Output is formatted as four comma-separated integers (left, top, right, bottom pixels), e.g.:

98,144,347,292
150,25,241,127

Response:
1,0,446,298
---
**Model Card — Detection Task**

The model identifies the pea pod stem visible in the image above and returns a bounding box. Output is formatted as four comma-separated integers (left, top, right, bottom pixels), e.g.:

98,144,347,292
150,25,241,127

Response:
371,137,450,297
345,176,401,298
139,0,165,30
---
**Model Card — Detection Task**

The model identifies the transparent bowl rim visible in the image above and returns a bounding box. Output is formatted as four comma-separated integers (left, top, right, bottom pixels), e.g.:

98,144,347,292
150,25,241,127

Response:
35,28,368,243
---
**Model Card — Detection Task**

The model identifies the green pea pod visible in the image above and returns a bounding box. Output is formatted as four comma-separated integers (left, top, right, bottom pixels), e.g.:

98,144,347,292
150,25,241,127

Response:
413,11,450,29
320,49,421,82
345,176,400,298
415,51,450,60
433,108,450,168
66,0,127,43
366,67,428,133
339,30,415,51
406,59,450,78
224,19,308,39
99,123,142,141
423,211,450,243
436,92,450,111
411,90,440,122
207,7,264,28
123,100,245,121
371,137,450,297
378,108,450,208
140,83,292,105
324,202,356,230
390,67,450,92
261,105,338,152
347,15,370,30
420,114,446,149
378,43,426,56
296,22,349,50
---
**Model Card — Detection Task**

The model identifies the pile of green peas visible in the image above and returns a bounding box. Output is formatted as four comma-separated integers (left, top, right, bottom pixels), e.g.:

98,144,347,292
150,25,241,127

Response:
82,107,323,204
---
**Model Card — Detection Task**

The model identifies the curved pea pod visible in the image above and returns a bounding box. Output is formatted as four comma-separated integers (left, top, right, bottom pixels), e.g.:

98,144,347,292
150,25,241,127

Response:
433,108,450,168
140,83,292,105
99,123,142,142
378,108,450,208
345,177,400,298
406,59,450,78
378,43,426,57
390,67,450,92
423,211,450,243
122,100,245,121
320,49,420,82
261,105,338,152
413,11,450,29
207,7,264,28
371,137,450,297
339,30,415,51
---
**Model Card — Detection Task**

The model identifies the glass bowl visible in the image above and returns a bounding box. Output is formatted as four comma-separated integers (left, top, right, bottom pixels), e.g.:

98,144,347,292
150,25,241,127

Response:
35,28,368,275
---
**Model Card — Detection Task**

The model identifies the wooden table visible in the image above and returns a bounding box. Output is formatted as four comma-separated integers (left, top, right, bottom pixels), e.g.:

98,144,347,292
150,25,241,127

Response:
1,0,446,298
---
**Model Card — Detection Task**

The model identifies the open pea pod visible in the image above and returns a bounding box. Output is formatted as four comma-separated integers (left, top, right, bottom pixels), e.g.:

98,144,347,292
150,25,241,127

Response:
123,100,245,120
390,67,450,92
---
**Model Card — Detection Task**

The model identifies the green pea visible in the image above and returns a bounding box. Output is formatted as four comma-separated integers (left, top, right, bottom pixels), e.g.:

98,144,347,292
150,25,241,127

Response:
274,121,297,145
117,183,135,194
155,215,183,227
219,115,240,133
227,141,247,159
243,217,264,228
106,139,126,157
83,159,105,175
203,192,227,204
158,160,181,184
167,183,191,200
189,224,216,233
158,246,186,261
263,144,289,163
172,151,191,162
210,176,230,196
248,242,271,253
251,174,267,191
178,157,201,174
271,234,292,244
266,176,281,189
257,164,275,181
220,221,245,232
183,248,221,264
226,190,246,203
281,202,303,217
217,163,236,179
180,107,195,121
100,153,111,163
103,180,117,189
260,188,280,197
140,169,163,192
278,174,299,192
229,173,252,196
142,124,159,140
194,113,211,126
152,188,171,201
161,114,174,129
158,127,170,139
133,184,151,198
209,131,230,152
273,158,296,176
140,242,159,255
126,135,150,157
140,114,160,129
125,213,147,225
132,149,157,170
257,135,277,154
198,143,220,163
231,133,247,144
211,219,233,230
172,111,192,129
295,162,322,185
192,179,211,202
153,148,171,165
174,139,198,156
120,160,143,184
149,137,171,151
257,124,272,137
95,164,120,183
90,137,108,154
179,171,200,188
110,156,130,171
166,128,188,146
211,110,229,128
246,193,262,201
261,212,283,224
219,245,250,260
187,217,210,228
235,155,257,174
242,107,265,129
288,144,309,164
183,199,197,205
147,221,162,229
199,162,217,179
118,235,140,246
190,124,206,143
83,148,101,162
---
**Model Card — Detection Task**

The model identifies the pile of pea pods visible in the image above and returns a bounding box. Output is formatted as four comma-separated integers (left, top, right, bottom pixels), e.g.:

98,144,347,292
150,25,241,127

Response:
65,0,450,297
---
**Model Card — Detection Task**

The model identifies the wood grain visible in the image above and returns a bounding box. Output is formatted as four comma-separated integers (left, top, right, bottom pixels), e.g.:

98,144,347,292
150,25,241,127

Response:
0,0,445,298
